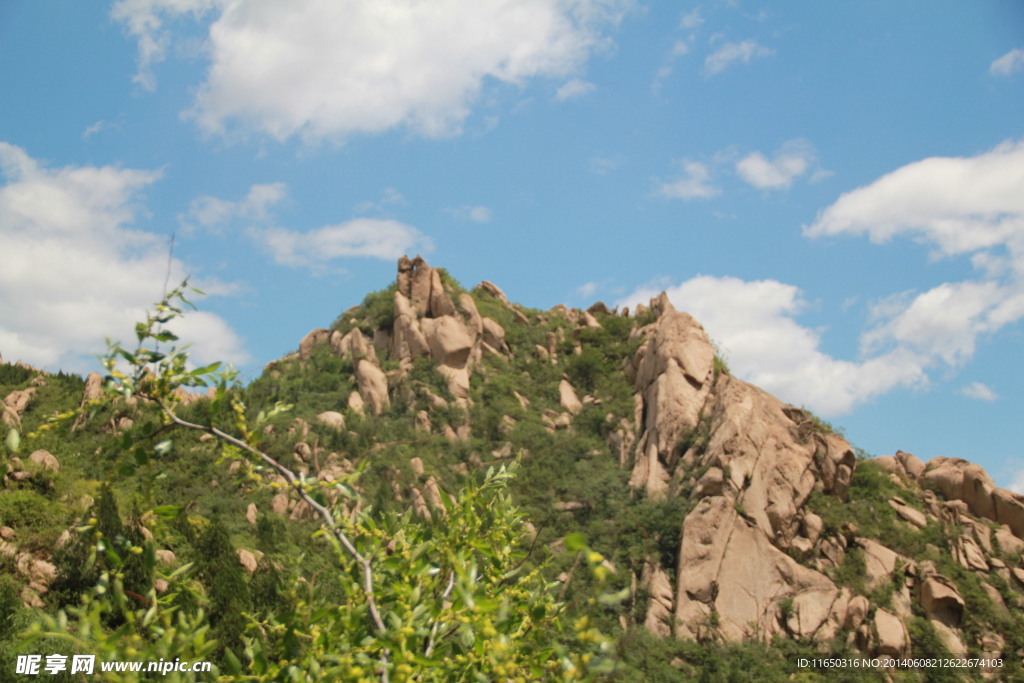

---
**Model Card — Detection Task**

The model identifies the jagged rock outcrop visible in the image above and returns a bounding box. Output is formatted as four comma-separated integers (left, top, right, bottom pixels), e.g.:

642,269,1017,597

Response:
247,259,1024,665
3,387,35,428
621,292,861,643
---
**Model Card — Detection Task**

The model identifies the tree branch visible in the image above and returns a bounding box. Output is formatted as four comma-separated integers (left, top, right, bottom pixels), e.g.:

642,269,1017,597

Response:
423,570,456,658
149,398,391,679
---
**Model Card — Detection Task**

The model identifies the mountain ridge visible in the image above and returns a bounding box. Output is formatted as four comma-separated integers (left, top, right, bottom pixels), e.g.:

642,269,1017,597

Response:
2,255,1023,680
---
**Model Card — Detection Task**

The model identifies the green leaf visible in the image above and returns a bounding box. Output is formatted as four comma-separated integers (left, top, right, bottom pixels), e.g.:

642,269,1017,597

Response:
563,532,588,552
189,362,221,376
597,586,631,606
151,505,183,519
5,428,20,454
223,647,243,675
133,447,149,466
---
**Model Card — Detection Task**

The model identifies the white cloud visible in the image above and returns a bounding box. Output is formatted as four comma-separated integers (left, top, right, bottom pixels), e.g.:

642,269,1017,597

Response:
183,182,287,229
625,141,1024,417
862,280,1008,365
1010,466,1024,495
0,141,250,371
617,275,927,416
112,0,219,91
679,8,703,29
990,48,1024,77
704,39,773,76
82,120,111,139
657,161,719,200
735,139,819,190
805,140,1024,373
652,40,690,93
249,218,432,270
114,0,628,141
962,382,998,402
448,205,493,223
354,187,407,215
804,140,1024,270
556,78,597,100
575,281,599,298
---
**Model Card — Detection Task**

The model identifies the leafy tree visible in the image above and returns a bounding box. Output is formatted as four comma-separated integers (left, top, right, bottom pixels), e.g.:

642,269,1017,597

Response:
23,282,618,681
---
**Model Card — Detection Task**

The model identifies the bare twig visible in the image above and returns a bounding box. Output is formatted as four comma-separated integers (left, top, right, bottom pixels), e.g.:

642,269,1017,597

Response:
423,570,456,658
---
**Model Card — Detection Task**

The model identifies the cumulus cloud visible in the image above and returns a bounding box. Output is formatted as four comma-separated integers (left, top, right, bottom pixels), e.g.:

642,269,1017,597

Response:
0,142,249,371
182,182,287,230
657,161,719,200
806,140,1024,376
625,140,1018,414
990,48,1024,77
962,382,998,402
249,218,432,270
805,140,1024,269
704,40,774,76
634,141,1024,416
112,0,219,91
679,8,703,30
618,276,927,415
114,0,628,141
555,78,596,100
736,139,820,190
861,280,1012,365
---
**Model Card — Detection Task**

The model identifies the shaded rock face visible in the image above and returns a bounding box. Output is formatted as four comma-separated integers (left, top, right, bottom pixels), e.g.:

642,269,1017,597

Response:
621,294,859,642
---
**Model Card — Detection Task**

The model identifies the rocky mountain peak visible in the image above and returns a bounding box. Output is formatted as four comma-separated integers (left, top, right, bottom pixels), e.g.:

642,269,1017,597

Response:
15,255,1016,673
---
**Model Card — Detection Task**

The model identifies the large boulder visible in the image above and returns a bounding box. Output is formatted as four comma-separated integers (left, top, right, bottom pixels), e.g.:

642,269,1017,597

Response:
474,280,509,304
873,609,909,656
559,380,583,415
420,316,474,369
397,255,433,315
391,291,430,361
298,328,331,360
355,359,389,415
82,371,104,402
28,450,59,472
428,268,457,318
919,576,964,627
3,387,35,428
316,411,346,430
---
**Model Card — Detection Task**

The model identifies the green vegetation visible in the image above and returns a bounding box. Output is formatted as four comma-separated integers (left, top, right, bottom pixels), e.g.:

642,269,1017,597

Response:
2,269,1023,682
4,283,620,681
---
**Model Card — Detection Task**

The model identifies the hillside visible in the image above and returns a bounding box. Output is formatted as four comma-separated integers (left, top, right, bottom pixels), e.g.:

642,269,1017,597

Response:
2,256,1023,681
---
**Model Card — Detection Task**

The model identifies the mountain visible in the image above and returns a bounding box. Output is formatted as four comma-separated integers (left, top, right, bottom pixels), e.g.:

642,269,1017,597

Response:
1,256,1023,681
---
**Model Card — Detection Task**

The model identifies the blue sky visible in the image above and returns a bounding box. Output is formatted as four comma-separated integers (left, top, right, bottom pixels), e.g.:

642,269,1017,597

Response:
1,1,1023,488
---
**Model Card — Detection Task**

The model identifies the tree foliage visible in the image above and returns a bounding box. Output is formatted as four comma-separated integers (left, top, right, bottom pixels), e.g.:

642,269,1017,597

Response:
21,282,618,681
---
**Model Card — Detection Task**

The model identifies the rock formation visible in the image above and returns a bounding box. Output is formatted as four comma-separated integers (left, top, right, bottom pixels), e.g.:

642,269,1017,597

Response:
5,256,1023,671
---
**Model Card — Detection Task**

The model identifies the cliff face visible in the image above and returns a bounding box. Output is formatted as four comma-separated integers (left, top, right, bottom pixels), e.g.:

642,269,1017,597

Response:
274,257,1024,663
